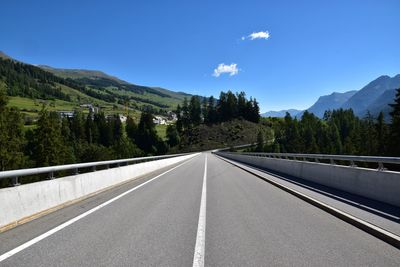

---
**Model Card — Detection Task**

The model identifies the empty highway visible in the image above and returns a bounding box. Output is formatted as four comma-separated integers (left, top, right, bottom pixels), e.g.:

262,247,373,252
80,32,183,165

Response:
0,153,399,266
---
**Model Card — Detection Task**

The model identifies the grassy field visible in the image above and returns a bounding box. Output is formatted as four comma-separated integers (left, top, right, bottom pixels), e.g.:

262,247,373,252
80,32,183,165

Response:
7,95,140,121
155,124,168,140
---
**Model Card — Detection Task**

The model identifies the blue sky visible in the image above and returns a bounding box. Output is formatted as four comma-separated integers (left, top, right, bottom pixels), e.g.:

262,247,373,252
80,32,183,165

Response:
1,0,399,112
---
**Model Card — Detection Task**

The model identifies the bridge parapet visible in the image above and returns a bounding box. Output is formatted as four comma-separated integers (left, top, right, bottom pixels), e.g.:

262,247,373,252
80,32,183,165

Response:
215,152,400,207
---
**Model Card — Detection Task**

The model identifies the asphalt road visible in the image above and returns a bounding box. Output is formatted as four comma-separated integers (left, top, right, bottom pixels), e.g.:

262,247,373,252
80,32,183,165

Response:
0,153,399,266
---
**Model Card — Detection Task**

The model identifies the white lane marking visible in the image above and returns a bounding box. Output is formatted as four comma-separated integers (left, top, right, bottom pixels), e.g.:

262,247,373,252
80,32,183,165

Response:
193,154,207,267
0,155,199,263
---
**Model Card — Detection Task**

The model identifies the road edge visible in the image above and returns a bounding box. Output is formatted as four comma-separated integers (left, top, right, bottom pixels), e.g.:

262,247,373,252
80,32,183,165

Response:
214,153,400,249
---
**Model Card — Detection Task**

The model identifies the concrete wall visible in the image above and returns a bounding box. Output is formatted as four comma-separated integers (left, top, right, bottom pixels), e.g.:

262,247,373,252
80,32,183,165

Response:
0,154,198,230
218,153,400,207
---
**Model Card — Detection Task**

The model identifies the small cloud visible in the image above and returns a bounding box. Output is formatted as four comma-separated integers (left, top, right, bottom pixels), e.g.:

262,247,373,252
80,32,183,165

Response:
212,63,239,77
242,31,270,41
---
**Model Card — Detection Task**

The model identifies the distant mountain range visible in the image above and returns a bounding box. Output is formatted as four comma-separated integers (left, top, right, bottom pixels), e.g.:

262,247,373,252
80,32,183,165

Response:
261,109,302,118
262,74,400,120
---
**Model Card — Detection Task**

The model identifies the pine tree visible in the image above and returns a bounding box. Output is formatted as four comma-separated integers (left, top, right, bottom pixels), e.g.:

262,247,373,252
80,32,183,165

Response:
202,97,208,123
126,116,138,143
181,98,190,130
0,101,25,170
33,109,68,167
206,96,217,124
389,88,400,155
135,111,160,154
376,112,388,155
189,96,202,125
166,124,180,147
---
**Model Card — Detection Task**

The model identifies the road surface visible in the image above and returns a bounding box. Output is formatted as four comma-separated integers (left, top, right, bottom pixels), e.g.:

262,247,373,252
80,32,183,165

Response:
0,153,399,266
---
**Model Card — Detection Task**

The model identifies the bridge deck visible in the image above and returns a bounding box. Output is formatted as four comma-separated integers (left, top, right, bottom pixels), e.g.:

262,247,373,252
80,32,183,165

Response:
0,153,399,266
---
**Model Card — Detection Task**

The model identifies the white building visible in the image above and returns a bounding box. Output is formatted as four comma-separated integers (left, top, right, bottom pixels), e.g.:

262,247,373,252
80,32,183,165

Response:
153,116,167,125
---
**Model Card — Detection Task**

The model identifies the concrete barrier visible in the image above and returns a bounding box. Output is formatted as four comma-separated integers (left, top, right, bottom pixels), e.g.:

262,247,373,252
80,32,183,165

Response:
0,153,198,231
217,153,400,207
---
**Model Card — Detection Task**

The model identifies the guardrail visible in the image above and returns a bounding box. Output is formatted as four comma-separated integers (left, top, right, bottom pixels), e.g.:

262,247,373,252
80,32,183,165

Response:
216,152,400,171
0,153,190,186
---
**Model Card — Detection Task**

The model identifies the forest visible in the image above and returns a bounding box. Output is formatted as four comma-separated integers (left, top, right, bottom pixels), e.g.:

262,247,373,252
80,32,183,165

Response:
1,80,400,186
256,88,400,157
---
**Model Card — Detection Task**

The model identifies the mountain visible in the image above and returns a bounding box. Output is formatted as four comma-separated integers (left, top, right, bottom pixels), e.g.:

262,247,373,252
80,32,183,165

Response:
39,65,126,84
0,51,194,118
297,90,357,118
261,109,301,118
267,74,400,120
364,89,397,120
341,75,400,117
0,51,12,60
38,65,191,104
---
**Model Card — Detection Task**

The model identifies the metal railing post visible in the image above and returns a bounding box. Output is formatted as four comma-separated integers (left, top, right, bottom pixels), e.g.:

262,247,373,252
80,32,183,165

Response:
378,162,386,171
12,176,20,186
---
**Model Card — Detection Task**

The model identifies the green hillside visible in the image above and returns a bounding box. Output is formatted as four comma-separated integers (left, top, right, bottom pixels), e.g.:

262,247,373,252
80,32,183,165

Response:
0,51,194,120
39,65,192,111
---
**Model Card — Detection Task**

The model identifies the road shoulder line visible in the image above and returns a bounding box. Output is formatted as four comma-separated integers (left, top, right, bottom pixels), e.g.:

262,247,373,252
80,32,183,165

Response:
0,155,199,263
214,153,400,249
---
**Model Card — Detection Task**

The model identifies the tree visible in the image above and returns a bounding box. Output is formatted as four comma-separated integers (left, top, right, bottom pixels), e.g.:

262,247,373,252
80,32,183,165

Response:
206,96,217,124
33,109,69,167
135,111,161,154
112,136,142,159
327,121,343,154
181,98,190,130
85,110,98,144
361,111,377,155
71,110,86,141
94,112,113,147
256,130,264,152
166,124,180,147
175,105,183,132
389,88,400,155
189,96,202,125
202,97,208,123
376,112,388,155
237,92,247,118
0,81,8,110
0,85,25,171
126,116,138,142
110,114,123,142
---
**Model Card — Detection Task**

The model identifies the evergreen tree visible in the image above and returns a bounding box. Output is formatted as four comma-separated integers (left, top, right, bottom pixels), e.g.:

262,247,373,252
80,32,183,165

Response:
202,97,208,123
33,109,68,167
362,111,378,155
85,110,98,144
189,96,202,125
0,85,25,171
206,96,217,124
376,111,388,155
166,124,180,147
110,114,123,142
94,112,113,147
237,92,247,118
389,88,400,155
175,105,183,132
71,110,86,141
181,98,190,130
112,136,142,159
126,116,138,142
135,111,161,154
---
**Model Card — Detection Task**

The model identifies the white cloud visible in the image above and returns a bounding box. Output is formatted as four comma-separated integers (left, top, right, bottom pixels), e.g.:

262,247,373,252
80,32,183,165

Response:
242,31,270,41
212,63,239,77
